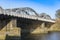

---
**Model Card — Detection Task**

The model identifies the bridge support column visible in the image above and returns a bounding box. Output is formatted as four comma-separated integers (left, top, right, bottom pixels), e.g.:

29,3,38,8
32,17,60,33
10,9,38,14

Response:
41,22,45,28
10,19,17,29
40,22,48,33
6,18,21,36
6,19,16,32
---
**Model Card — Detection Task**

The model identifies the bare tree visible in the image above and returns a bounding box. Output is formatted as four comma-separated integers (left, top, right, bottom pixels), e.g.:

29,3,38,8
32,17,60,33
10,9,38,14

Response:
56,9,60,18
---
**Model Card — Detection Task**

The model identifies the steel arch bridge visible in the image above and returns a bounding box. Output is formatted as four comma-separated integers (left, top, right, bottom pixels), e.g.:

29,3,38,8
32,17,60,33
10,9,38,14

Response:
5,7,51,20
5,7,39,16
0,7,55,40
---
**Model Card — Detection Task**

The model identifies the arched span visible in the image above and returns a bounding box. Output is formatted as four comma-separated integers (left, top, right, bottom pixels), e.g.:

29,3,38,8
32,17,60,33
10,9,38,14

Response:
16,9,29,15
39,13,51,19
5,7,39,16
15,7,39,16
5,8,29,15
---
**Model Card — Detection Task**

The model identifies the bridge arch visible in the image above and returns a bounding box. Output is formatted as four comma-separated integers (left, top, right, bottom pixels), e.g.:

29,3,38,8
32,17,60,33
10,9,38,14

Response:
15,7,38,16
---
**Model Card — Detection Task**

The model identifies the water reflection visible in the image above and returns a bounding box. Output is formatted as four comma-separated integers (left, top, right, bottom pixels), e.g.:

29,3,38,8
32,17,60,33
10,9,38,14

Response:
37,32,60,40
23,32,60,40
5,31,60,40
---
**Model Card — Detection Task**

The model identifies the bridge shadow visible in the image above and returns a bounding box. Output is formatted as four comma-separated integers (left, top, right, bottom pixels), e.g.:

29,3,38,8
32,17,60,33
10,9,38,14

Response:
0,14,12,30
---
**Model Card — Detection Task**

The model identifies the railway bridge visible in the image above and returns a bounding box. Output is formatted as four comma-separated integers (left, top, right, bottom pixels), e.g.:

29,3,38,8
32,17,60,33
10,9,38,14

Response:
0,7,55,40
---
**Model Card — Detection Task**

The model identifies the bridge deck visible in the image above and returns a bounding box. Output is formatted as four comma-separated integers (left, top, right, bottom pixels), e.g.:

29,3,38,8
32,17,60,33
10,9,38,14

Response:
0,12,55,23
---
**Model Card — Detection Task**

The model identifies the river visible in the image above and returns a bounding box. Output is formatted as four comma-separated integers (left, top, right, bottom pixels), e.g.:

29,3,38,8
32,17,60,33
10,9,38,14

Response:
22,31,60,40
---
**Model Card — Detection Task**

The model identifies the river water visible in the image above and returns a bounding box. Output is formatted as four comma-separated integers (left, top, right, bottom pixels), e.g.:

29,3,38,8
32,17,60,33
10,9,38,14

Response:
34,32,60,40
22,31,60,40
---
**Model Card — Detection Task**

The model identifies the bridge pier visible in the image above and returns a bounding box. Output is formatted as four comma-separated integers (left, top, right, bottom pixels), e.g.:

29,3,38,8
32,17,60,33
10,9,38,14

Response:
41,22,45,28
6,18,21,40
0,18,21,40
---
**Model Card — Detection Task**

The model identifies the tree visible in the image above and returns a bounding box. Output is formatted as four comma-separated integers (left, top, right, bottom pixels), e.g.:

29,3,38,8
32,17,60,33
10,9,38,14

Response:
56,9,60,18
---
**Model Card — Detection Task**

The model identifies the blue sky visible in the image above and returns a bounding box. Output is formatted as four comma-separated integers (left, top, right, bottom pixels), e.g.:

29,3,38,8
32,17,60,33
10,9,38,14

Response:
0,0,60,19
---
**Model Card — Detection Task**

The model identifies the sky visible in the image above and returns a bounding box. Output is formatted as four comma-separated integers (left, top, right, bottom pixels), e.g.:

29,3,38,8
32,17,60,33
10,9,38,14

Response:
0,0,60,19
